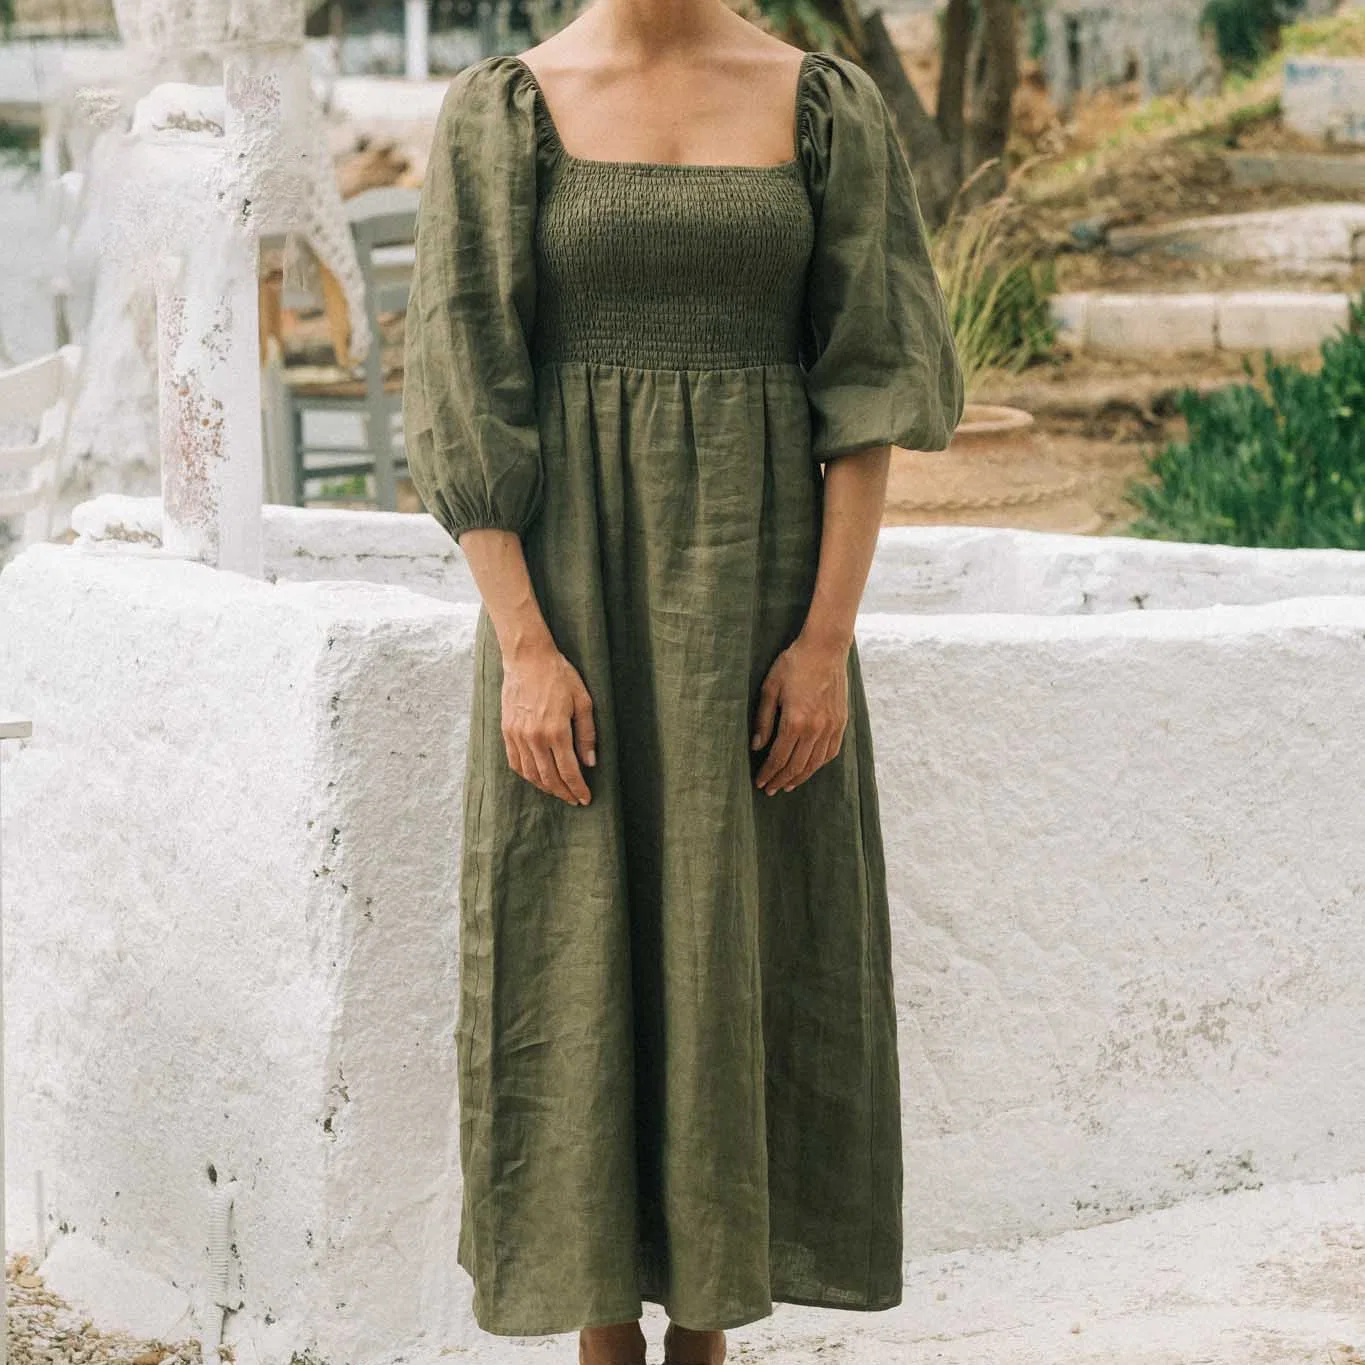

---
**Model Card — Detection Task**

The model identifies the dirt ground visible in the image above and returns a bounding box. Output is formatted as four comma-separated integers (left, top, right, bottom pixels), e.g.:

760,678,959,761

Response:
906,348,1302,539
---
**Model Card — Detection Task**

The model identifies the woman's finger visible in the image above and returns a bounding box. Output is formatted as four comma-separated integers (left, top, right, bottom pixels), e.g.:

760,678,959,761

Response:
828,724,847,765
752,673,780,752
550,727,591,805
780,735,825,792
756,712,802,789
528,727,576,803
572,686,597,770
507,731,535,788
511,725,552,796
768,731,819,793
814,729,841,772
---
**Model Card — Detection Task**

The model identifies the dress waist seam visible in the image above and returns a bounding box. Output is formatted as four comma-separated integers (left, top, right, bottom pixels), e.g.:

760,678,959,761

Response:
531,355,808,377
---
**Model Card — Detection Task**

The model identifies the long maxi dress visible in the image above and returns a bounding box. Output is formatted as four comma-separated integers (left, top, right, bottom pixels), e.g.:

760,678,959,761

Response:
402,48,964,1338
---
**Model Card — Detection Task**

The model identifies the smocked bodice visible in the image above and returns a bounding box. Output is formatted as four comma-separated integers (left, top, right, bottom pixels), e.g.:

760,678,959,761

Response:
530,159,816,371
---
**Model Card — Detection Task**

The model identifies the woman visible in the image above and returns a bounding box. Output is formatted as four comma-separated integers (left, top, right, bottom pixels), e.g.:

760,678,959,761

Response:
402,0,963,1357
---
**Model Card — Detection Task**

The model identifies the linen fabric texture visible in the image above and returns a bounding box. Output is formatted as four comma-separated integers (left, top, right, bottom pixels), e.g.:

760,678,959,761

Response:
403,48,963,1337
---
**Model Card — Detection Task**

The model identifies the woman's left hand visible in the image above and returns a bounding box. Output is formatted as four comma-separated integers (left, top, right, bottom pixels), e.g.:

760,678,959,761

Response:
751,633,849,795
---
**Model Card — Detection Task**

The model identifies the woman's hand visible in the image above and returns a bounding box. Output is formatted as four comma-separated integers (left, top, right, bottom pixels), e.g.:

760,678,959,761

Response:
751,632,849,795
453,528,596,807
749,442,888,795
501,639,597,806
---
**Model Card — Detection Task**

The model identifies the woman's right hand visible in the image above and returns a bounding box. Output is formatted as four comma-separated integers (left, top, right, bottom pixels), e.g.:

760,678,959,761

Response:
453,527,595,806
500,639,597,806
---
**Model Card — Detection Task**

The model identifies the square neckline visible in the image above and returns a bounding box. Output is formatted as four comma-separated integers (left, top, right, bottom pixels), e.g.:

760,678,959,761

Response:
508,50,813,174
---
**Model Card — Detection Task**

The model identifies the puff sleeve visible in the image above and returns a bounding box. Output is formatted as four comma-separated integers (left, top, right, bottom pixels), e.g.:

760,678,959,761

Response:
402,57,544,542
798,54,964,462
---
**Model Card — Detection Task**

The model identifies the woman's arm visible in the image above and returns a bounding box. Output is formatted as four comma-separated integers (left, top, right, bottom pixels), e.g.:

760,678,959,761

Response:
459,528,596,807
751,444,890,795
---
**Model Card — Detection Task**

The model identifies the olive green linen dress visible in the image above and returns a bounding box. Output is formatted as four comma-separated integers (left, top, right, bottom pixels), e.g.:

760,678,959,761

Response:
402,49,963,1337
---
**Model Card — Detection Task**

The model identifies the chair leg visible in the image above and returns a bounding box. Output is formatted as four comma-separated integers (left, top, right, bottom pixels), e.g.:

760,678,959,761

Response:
260,339,293,506
289,400,305,509
365,349,396,512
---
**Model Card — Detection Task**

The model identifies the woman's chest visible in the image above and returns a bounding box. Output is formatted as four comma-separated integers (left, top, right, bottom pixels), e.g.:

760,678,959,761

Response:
529,161,816,369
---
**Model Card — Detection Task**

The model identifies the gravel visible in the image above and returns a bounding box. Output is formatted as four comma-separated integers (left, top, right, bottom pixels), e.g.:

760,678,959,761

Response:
4,1255,207,1365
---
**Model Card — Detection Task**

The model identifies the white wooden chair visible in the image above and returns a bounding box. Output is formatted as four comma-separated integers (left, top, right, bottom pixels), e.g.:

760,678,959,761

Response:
0,345,82,548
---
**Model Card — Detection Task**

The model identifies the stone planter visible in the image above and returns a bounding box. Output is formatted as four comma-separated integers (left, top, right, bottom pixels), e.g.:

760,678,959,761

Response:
883,402,1102,534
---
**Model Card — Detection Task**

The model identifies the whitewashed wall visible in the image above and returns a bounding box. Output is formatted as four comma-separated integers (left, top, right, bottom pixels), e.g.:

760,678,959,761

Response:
2,524,1364,1364
71,491,1365,614
1,542,476,1361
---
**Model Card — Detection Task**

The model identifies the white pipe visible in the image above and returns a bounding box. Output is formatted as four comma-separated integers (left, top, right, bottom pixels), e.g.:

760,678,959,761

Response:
201,1177,241,1365
33,1168,46,1266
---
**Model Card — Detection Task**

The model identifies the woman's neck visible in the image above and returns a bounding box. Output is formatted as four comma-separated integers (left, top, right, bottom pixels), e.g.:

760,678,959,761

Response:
574,0,736,62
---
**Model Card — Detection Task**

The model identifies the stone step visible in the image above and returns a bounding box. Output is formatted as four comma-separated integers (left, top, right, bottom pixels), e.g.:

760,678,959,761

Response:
1051,289,1353,355
1107,204,1365,272
1221,150,1365,196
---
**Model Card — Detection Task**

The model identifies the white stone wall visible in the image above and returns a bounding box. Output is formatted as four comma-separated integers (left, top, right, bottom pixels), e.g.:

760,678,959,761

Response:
1283,56,1365,145
1043,0,1341,104
1042,0,1217,105
3,527,1365,1362
68,493,1365,615
961,0,1358,108
865,596,1365,1249
1,543,477,1360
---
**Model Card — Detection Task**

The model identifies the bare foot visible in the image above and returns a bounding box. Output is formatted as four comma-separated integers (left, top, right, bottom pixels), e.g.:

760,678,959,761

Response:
579,1320,646,1365
663,1321,727,1365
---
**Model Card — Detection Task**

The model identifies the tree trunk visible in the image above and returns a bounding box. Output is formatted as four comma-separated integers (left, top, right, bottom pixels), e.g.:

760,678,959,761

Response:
859,8,961,229
963,0,1019,204
936,0,971,180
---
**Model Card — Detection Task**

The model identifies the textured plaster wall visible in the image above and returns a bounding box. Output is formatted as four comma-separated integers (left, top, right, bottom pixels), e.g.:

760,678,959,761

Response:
860,598,1365,1248
1,542,477,1361
2,531,1364,1363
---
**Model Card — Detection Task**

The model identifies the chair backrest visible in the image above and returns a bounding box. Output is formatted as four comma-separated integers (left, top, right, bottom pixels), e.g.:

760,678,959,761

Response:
345,185,421,249
345,186,420,321
0,345,82,539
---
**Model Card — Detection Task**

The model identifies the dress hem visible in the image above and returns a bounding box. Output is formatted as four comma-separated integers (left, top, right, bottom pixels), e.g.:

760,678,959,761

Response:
466,1286,905,1338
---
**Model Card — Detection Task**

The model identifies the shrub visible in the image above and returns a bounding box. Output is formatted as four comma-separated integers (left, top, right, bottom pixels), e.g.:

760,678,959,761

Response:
1200,0,1306,73
1124,296,1365,548
931,189,1057,399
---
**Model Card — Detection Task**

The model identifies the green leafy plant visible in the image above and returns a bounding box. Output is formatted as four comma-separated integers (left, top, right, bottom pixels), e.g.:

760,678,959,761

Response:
1023,0,1049,61
0,120,39,172
931,183,1056,398
1279,7,1365,58
1125,296,1365,547
1200,0,1306,73
316,473,369,500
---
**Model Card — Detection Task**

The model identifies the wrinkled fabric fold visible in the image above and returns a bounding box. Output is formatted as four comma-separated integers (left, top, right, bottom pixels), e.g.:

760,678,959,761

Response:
403,50,962,1336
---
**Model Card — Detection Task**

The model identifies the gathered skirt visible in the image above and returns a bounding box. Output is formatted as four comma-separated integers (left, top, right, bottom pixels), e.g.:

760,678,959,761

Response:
454,358,905,1335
